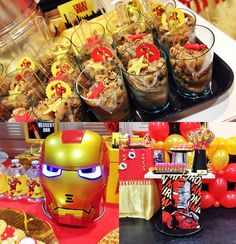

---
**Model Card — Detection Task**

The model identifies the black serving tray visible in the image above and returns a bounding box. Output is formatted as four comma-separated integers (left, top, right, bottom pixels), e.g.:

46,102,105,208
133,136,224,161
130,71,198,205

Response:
86,53,234,122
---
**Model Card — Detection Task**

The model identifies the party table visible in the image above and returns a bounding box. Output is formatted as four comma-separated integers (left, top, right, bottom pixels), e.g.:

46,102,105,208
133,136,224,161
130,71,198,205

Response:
144,172,215,236
0,160,119,244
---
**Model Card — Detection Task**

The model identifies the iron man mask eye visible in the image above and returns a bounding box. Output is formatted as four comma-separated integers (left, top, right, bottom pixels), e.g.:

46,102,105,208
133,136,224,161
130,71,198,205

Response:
78,166,102,180
42,164,62,178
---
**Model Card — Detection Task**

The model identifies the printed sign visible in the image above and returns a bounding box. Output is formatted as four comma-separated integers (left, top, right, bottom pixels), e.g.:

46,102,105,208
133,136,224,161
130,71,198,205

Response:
161,175,201,234
28,122,56,140
58,0,105,24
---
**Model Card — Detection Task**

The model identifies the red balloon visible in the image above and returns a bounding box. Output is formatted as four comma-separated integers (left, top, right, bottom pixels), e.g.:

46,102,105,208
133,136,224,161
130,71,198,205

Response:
214,201,220,208
148,122,170,142
180,122,201,140
201,191,215,209
224,163,236,182
210,167,225,178
208,177,228,199
219,191,236,208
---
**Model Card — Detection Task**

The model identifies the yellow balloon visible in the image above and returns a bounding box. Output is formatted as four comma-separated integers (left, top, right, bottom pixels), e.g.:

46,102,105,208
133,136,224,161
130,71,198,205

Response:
217,137,226,150
164,134,187,152
154,141,165,149
211,149,229,170
206,138,219,160
225,137,236,155
165,151,170,163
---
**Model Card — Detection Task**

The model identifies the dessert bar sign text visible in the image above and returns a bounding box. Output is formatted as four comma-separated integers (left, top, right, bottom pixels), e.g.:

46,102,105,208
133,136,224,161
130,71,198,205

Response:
58,0,102,23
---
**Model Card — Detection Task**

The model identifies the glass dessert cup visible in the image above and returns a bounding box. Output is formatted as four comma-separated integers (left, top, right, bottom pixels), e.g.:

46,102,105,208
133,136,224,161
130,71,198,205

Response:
114,22,155,59
159,8,196,51
140,0,176,28
76,56,131,122
32,95,83,122
169,25,215,99
0,94,33,122
35,36,73,77
7,67,46,104
71,21,106,59
106,8,140,38
120,44,169,112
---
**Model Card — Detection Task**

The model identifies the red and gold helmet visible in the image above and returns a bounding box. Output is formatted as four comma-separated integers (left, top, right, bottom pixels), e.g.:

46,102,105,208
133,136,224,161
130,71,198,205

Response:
40,130,108,226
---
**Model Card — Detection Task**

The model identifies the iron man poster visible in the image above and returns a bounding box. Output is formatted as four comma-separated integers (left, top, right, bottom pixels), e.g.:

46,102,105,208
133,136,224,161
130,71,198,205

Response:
161,175,201,235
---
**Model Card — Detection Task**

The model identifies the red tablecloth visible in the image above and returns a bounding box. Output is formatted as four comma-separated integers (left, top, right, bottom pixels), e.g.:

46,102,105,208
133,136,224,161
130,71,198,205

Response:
0,160,119,244
0,199,118,244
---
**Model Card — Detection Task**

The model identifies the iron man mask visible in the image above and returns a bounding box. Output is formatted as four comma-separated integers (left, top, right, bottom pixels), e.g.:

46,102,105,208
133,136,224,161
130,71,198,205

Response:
40,130,108,226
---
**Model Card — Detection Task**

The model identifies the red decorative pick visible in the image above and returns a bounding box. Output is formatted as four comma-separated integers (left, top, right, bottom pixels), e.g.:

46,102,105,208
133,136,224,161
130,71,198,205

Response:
128,33,148,41
136,43,160,63
86,35,102,47
51,83,66,97
184,43,208,51
152,6,165,16
92,46,113,62
14,112,36,122
1,226,15,240
88,83,105,99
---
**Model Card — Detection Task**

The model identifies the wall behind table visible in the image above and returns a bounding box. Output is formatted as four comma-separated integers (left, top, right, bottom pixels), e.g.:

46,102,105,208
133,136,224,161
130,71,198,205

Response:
0,122,110,158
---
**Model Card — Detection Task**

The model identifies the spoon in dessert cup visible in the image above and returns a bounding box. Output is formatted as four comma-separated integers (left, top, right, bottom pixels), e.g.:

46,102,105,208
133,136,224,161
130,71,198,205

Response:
23,45,51,82
68,11,84,47
97,0,109,23
35,16,54,52
116,2,132,28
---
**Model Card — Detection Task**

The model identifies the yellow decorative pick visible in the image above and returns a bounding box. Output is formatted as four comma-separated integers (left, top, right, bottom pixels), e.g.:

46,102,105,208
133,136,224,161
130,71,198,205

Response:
51,60,74,77
127,55,148,75
43,98,63,115
8,85,22,101
162,8,185,32
18,57,36,72
46,80,71,99
86,60,105,72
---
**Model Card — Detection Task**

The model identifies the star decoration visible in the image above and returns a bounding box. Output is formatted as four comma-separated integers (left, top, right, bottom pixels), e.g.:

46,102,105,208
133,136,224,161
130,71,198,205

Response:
127,56,148,75
43,98,63,115
52,45,70,60
86,60,105,72
9,85,22,101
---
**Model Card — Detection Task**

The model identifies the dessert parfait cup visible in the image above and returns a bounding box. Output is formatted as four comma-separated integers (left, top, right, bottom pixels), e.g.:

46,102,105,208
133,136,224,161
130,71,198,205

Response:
35,36,73,77
32,95,83,122
114,22,156,59
140,0,176,29
75,58,131,122
106,6,140,39
71,21,106,59
0,94,33,122
120,44,169,112
7,66,46,104
169,25,215,99
159,8,196,51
